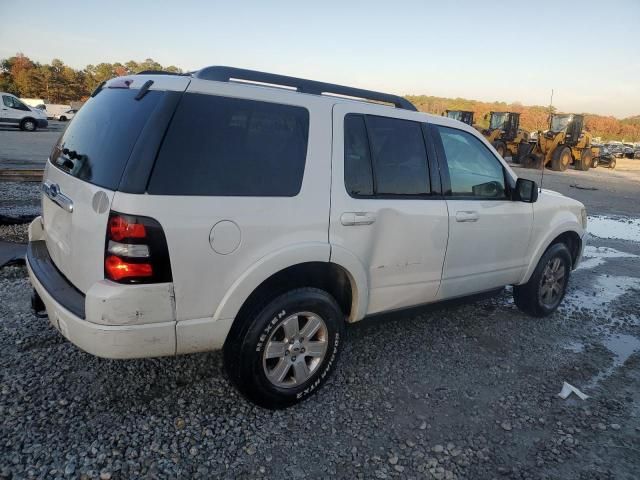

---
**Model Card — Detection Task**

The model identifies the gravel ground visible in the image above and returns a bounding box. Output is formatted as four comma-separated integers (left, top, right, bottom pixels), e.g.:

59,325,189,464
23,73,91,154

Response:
1,162,639,478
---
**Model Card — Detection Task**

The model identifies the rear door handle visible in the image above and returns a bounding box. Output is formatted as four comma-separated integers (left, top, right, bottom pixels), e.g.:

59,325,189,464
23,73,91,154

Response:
341,212,376,226
455,210,479,222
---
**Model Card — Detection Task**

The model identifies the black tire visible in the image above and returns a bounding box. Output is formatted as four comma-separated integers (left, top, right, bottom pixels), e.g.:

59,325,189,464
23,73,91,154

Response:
591,157,598,168
493,141,507,158
609,158,616,169
551,146,571,171
575,149,591,171
513,243,572,317
224,288,345,409
19,118,37,132
59,116,67,121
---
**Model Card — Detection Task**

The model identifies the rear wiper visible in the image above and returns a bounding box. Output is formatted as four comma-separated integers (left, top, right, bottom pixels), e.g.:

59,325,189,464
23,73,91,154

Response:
135,80,154,101
90,81,106,98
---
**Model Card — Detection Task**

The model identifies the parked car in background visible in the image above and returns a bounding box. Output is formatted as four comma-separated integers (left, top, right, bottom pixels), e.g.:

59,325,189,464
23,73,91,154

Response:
40,104,72,120
606,142,624,158
57,108,78,121
623,143,634,159
593,145,616,169
1,92,48,131
634,148,640,159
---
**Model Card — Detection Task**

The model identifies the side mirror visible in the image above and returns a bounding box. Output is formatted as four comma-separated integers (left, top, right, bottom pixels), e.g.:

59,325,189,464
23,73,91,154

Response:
515,178,538,203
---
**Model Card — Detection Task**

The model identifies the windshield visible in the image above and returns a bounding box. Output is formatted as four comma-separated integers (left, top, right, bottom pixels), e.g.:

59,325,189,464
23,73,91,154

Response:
489,113,508,130
49,88,163,190
550,115,572,132
446,111,462,121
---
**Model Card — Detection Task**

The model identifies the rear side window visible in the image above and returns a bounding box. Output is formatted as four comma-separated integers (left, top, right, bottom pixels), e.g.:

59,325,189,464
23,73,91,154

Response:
148,93,309,196
49,89,163,190
344,114,430,197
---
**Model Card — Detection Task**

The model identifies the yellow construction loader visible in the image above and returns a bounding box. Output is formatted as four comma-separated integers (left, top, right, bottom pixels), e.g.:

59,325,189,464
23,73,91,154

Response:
481,111,529,160
521,114,594,171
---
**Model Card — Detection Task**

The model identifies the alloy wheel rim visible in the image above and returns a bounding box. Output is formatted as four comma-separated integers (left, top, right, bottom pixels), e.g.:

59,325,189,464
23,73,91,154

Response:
25,121,35,130
262,311,328,388
539,257,566,308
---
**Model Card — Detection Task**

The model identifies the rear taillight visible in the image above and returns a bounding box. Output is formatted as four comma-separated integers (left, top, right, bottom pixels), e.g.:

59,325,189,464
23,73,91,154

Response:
104,212,172,284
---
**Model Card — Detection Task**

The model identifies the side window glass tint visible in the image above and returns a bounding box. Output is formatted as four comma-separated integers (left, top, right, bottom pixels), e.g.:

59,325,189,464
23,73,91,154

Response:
344,114,373,196
149,94,309,196
437,126,506,199
366,116,430,195
3,96,14,108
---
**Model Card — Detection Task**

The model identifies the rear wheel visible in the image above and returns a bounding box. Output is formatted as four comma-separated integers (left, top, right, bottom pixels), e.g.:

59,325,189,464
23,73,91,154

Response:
514,243,572,317
551,146,571,171
20,118,37,132
575,149,591,171
493,141,507,158
224,288,345,409
59,116,67,121
609,158,616,169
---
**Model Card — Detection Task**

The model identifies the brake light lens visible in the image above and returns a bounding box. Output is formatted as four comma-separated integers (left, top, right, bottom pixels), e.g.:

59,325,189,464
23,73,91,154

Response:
104,212,172,284
108,216,146,241
105,255,153,281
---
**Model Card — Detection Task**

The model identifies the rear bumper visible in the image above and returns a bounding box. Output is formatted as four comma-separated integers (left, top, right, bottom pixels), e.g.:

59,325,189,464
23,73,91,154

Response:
26,219,176,359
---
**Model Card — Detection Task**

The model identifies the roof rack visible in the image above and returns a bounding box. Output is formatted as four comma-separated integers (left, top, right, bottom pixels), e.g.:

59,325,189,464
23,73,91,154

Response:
193,66,417,111
136,70,188,76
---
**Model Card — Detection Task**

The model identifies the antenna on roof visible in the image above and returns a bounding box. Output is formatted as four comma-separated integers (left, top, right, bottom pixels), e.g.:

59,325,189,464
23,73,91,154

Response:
540,88,553,191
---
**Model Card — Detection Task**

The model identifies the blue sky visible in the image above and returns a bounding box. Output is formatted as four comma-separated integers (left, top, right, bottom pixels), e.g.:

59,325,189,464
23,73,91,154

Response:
1,0,638,117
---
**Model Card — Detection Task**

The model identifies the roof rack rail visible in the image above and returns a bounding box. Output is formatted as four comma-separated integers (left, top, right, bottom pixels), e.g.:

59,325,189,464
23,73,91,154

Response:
194,66,417,111
136,70,187,76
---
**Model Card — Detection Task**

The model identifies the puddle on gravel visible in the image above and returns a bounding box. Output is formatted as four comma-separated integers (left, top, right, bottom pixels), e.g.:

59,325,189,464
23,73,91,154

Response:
586,334,640,391
588,216,640,242
562,274,640,320
577,246,639,270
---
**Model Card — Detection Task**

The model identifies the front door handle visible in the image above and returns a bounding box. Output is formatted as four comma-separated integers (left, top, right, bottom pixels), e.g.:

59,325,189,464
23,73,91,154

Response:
341,212,376,226
455,210,479,222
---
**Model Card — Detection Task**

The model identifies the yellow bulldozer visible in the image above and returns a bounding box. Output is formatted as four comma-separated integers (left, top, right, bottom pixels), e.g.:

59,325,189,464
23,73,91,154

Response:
481,111,529,160
521,113,594,171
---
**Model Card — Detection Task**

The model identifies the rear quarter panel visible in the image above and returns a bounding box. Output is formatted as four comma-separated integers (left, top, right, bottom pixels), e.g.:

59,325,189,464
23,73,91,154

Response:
111,82,334,323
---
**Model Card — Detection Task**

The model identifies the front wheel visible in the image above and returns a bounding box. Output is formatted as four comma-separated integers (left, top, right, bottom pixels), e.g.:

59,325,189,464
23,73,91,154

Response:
224,288,345,409
609,158,616,169
513,243,572,317
20,118,37,132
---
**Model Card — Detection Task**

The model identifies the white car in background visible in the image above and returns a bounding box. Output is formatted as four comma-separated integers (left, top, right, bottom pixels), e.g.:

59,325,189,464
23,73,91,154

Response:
0,92,48,131
57,109,78,121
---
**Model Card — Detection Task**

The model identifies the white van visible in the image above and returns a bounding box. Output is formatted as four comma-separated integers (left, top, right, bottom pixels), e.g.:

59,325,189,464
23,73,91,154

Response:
0,92,48,131
27,67,586,408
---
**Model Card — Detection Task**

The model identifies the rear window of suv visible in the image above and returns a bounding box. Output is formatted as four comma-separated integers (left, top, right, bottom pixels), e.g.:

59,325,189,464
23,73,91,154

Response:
49,88,163,190
147,93,309,196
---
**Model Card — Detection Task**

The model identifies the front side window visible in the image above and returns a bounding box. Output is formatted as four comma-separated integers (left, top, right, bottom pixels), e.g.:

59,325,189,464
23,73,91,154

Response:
2,96,29,111
344,114,430,197
436,126,507,199
149,94,309,196
550,115,572,132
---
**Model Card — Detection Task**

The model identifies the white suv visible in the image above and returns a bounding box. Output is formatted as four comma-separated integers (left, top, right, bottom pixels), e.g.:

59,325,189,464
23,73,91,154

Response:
27,67,587,408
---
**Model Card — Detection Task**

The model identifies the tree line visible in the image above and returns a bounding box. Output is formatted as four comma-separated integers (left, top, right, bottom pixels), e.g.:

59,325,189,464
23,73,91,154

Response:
1,53,638,141
0,53,181,103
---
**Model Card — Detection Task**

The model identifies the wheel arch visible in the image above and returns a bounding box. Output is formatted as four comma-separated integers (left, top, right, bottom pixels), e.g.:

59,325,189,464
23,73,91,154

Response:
520,224,583,284
214,243,367,329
